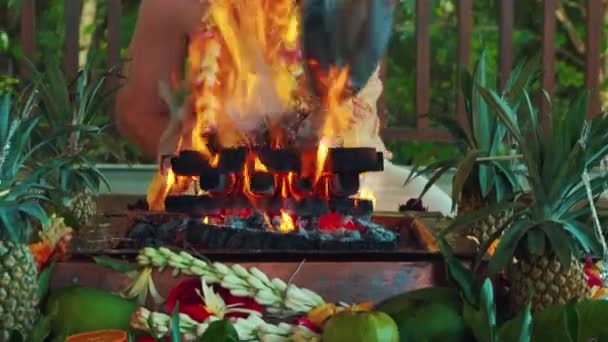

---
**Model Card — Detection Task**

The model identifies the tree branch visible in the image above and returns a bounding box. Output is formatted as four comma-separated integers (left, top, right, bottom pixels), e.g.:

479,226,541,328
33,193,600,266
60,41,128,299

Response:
555,2,586,55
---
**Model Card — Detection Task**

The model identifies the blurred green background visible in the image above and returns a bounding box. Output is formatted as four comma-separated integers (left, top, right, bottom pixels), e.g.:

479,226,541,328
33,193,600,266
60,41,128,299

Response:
0,0,605,165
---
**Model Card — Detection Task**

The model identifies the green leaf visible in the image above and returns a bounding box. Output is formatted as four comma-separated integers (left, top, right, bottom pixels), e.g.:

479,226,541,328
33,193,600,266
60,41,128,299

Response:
38,261,55,302
488,219,536,274
443,201,520,237
563,301,579,342
200,320,239,342
525,228,546,256
93,256,139,273
575,299,608,341
498,302,532,342
451,149,479,211
30,313,54,342
171,301,181,342
472,49,490,150
541,224,573,271
438,237,477,306
462,278,497,342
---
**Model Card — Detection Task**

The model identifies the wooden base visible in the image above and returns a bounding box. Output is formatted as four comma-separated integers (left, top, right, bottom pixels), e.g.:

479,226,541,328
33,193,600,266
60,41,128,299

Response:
49,195,476,306
49,259,448,305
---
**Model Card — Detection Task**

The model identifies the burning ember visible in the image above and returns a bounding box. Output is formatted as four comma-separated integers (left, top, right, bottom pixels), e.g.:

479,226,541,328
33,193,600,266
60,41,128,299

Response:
142,0,390,243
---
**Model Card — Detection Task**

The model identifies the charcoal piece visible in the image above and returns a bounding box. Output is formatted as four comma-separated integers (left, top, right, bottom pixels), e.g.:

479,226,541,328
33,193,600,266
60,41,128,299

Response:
218,148,247,172
166,195,253,216
199,169,224,191
127,199,148,211
256,147,301,172
353,199,374,216
286,197,329,217
171,151,210,176
249,172,276,195
225,232,246,248
330,173,360,197
128,222,161,249
329,197,356,215
157,220,182,243
325,148,384,173
293,177,314,193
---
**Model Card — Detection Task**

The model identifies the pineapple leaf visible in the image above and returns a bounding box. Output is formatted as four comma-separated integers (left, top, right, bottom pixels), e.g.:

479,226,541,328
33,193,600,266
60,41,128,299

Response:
462,278,498,342
17,201,49,228
200,319,239,342
555,219,598,255
541,224,573,271
38,261,56,302
415,158,459,202
442,201,520,237
525,228,546,256
479,164,495,199
476,87,522,146
498,302,533,342
170,301,181,342
488,219,536,274
471,49,490,151
0,207,19,242
564,300,579,342
438,236,477,306
451,149,479,211
460,64,473,116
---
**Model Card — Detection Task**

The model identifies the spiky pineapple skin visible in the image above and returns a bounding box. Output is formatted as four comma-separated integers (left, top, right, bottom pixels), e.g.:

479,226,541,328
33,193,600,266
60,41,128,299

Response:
458,195,509,246
0,242,39,340
508,254,589,313
70,191,97,226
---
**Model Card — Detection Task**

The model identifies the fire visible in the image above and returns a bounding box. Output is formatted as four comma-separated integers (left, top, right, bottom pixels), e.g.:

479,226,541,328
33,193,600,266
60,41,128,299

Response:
315,139,330,183
279,209,295,233
203,216,209,224
147,169,175,211
354,187,376,208
146,0,376,227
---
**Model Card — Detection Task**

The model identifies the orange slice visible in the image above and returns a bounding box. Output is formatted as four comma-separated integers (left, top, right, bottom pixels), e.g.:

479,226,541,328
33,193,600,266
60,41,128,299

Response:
66,330,127,342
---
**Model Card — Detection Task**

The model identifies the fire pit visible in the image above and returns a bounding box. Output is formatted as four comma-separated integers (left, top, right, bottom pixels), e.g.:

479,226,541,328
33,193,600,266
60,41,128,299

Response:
126,144,398,251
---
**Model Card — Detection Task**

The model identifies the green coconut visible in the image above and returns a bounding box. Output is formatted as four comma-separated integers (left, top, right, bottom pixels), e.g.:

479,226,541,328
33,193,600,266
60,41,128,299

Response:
322,311,399,342
45,286,139,336
376,287,469,342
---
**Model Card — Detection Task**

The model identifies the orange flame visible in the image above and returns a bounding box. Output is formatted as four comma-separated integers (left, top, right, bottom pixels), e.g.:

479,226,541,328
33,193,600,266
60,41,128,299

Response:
279,209,295,233
147,169,176,211
354,187,376,208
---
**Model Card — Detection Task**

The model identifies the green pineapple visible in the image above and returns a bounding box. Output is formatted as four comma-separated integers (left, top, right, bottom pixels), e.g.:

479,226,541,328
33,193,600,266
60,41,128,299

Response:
407,51,535,246
30,59,122,228
0,90,51,340
458,88,608,313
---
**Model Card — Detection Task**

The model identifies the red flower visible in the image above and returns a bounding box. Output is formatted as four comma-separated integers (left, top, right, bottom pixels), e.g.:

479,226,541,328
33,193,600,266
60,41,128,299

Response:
294,316,322,334
166,278,263,322
584,257,605,288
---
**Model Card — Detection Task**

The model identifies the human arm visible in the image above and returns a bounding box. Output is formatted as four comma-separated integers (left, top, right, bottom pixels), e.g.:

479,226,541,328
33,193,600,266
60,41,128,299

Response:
114,0,206,161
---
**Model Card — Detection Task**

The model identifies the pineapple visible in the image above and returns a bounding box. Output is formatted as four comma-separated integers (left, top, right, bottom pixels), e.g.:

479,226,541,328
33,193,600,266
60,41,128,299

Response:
462,87,608,313
30,60,120,228
69,190,97,226
407,51,535,246
0,91,51,339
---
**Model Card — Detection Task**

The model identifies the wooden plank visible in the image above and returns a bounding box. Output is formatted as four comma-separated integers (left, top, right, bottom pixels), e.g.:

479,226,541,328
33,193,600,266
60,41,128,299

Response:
498,0,514,90
50,260,447,305
381,127,453,142
107,0,122,72
64,0,82,81
19,0,36,78
541,0,557,124
457,0,473,124
415,0,431,129
586,0,603,118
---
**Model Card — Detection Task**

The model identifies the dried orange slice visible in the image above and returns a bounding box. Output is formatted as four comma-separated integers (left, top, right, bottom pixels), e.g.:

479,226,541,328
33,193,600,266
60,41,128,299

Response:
66,330,127,342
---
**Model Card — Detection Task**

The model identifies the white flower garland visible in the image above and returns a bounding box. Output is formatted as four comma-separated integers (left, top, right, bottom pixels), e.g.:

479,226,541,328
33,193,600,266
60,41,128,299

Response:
131,307,320,342
137,247,326,314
